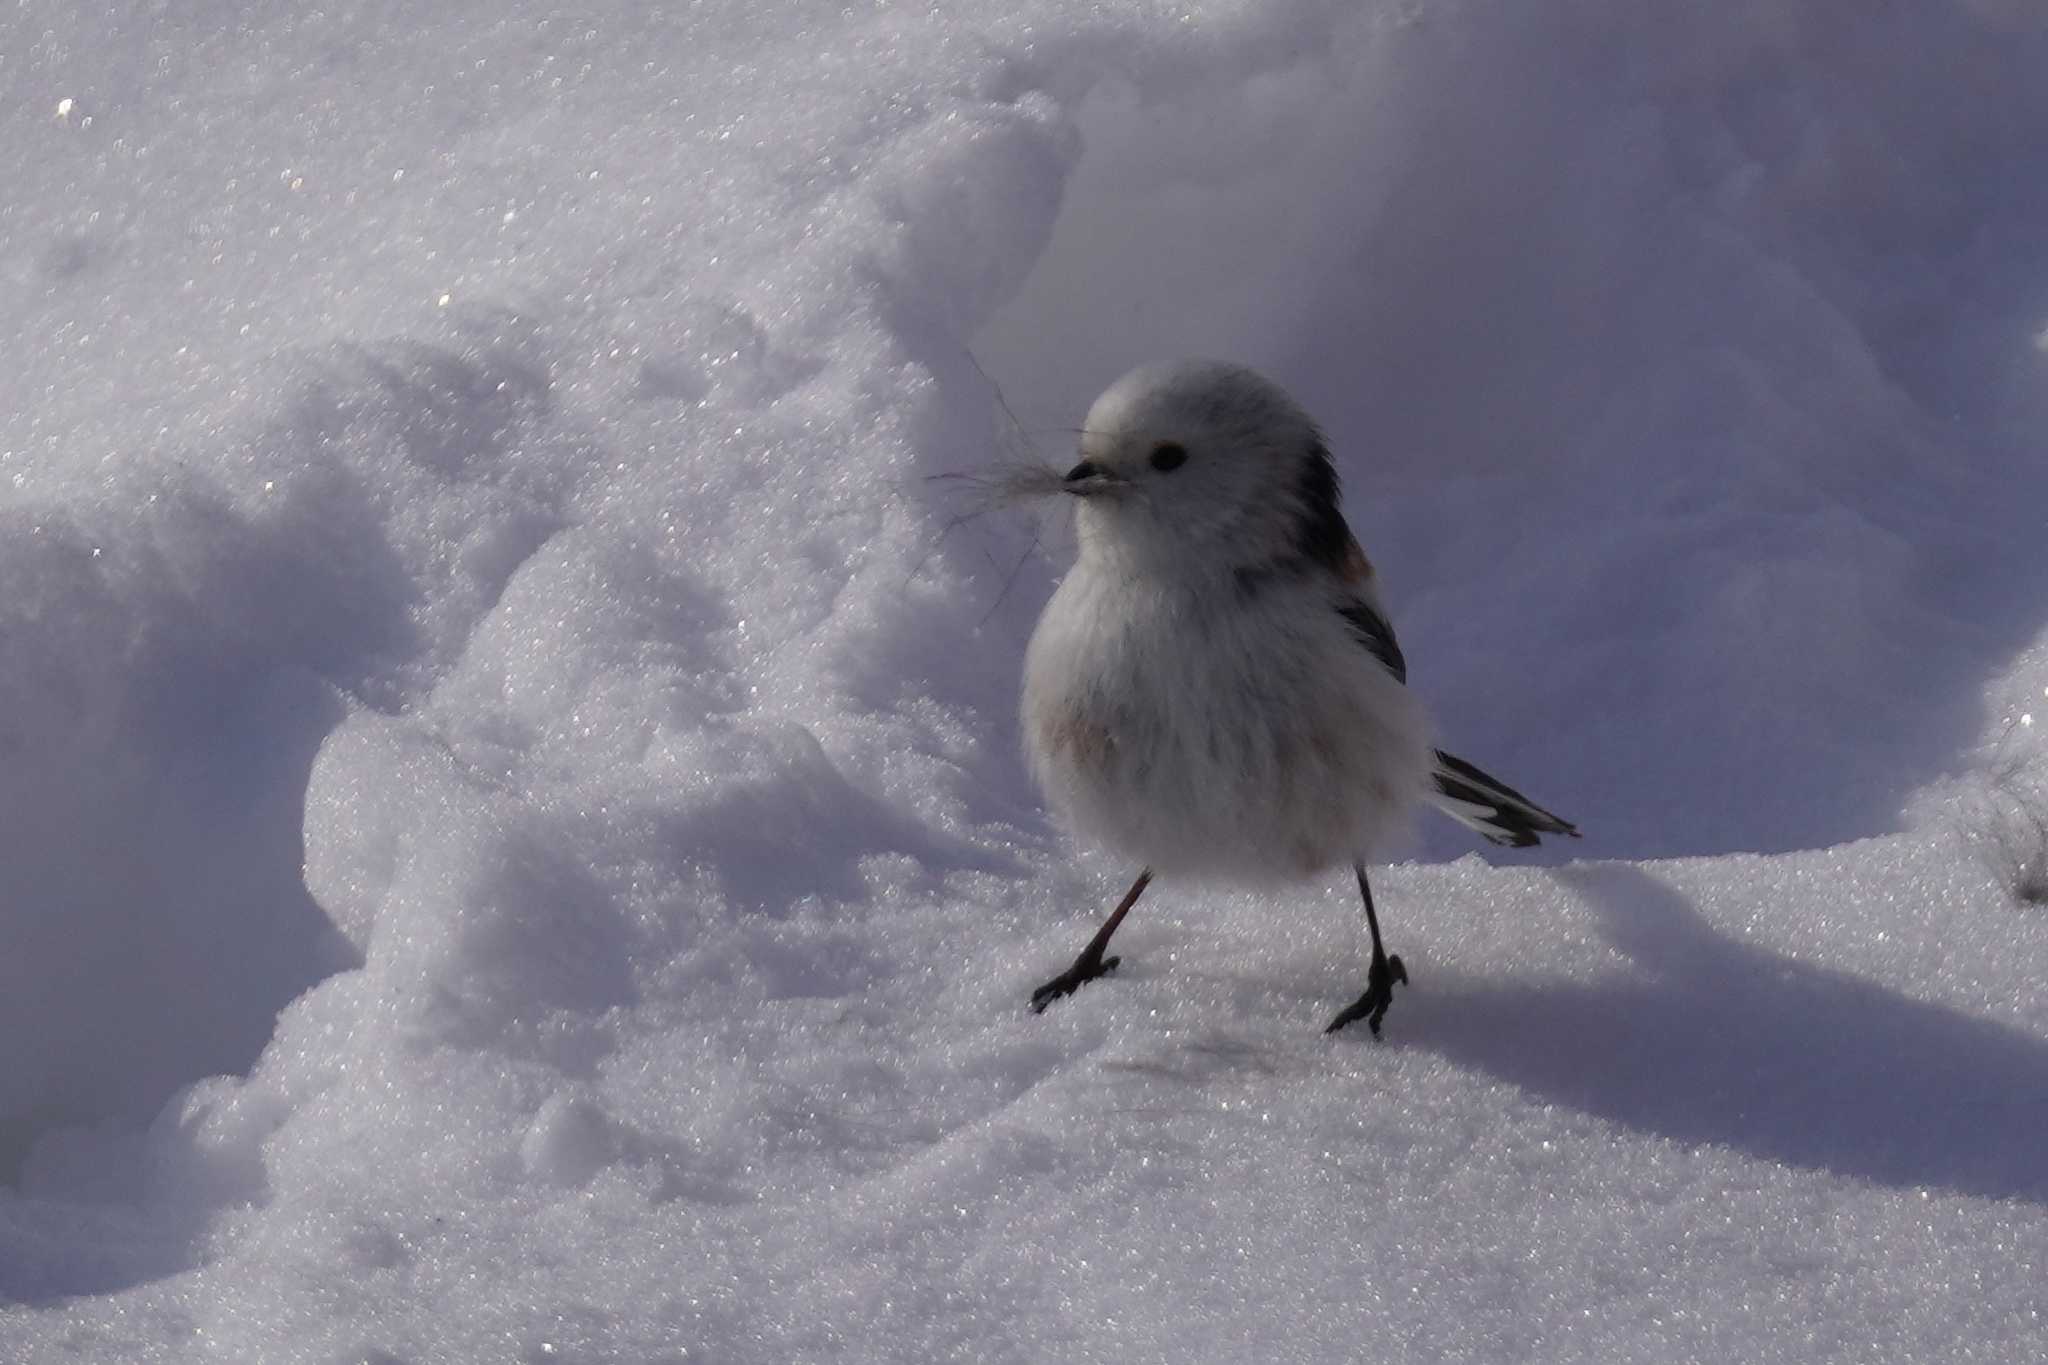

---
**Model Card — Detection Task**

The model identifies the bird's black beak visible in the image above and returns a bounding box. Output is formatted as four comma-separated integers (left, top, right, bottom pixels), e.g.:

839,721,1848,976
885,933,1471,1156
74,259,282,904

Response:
1061,460,1122,497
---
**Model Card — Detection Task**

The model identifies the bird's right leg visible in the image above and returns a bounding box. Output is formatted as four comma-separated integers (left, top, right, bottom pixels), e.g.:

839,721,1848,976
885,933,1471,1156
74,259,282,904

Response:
1029,869,1152,1013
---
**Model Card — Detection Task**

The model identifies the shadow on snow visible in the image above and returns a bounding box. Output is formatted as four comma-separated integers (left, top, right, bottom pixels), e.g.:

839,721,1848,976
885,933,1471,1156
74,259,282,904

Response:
1410,864,2048,1204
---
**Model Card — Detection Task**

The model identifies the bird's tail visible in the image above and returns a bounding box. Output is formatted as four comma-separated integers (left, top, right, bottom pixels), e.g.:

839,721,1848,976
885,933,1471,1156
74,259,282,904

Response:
1429,750,1580,848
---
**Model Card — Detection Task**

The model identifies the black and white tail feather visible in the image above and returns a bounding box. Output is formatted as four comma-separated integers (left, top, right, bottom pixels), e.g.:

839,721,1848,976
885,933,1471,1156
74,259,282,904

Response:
1429,749,1580,848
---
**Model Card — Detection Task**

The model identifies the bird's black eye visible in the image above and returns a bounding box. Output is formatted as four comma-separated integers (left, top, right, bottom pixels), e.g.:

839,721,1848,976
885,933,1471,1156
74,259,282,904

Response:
1148,442,1188,472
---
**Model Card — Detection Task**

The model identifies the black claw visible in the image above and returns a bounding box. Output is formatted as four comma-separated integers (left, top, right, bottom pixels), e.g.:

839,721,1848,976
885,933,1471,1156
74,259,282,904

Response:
1326,952,1408,1036
1029,953,1120,1013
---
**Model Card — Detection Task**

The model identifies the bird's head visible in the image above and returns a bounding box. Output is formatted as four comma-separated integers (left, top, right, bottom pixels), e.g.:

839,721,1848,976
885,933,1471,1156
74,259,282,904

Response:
1062,359,1343,580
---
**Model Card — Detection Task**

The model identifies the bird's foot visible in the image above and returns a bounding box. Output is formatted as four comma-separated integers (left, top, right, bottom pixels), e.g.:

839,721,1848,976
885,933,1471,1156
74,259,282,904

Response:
1326,951,1407,1036
1029,948,1121,1013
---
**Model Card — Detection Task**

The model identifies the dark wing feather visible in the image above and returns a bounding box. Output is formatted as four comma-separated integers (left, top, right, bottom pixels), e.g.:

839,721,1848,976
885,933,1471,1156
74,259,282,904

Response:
1294,442,1408,684
1337,600,1407,684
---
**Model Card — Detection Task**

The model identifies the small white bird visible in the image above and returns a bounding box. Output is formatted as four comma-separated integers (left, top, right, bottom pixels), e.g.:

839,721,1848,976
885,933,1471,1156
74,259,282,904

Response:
1022,359,1577,1034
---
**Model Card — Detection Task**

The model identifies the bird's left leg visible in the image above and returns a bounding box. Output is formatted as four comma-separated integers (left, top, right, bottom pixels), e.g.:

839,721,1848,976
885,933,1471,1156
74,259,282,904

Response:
1326,864,1407,1035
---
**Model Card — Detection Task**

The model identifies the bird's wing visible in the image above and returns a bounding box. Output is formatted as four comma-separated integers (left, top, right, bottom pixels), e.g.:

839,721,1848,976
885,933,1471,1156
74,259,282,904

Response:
1329,533,1407,684
1337,597,1406,684
1320,525,1580,848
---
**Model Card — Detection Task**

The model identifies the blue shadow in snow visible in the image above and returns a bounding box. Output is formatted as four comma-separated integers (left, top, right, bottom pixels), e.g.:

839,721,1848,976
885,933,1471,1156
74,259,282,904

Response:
1408,864,2048,1203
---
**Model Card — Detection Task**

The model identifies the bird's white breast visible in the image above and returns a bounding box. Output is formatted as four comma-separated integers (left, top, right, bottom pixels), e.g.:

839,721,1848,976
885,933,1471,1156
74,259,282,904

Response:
1022,562,1432,886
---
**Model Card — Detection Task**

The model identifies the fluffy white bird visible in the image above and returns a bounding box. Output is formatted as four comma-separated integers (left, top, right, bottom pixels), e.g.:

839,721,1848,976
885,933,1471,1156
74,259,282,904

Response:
1022,359,1577,1034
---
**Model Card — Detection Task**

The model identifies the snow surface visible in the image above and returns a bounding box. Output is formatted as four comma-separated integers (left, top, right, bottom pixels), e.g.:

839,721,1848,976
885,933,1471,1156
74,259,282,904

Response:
4,0,2048,1360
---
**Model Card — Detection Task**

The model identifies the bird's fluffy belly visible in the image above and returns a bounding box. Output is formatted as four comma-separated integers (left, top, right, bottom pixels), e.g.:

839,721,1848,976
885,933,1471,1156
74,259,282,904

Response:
1023,572,1431,885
